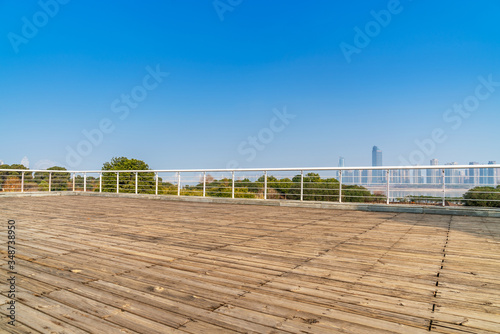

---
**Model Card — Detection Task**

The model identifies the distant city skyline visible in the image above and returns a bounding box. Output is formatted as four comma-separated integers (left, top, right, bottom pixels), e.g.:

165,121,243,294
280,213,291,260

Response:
334,146,498,186
337,147,497,168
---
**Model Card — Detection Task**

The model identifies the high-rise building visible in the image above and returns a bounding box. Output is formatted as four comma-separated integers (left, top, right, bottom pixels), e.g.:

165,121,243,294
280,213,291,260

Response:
488,161,496,185
400,169,411,184
414,166,425,184
427,159,439,184
353,170,361,185
361,169,372,185
372,146,382,167
445,162,459,184
337,157,345,181
468,162,480,185
392,169,400,184
372,146,383,184
457,169,467,185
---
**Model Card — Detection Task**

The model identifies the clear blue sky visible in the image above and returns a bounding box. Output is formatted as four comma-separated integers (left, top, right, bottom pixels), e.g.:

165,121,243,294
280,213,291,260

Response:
1,0,499,170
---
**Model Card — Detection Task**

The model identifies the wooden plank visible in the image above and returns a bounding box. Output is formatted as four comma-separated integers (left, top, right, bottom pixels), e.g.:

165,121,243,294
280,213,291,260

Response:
9,289,139,334
88,276,224,310
431,320,500,334
0,267,57,296
47,289,186,334
179,319,242,334
0,321,43,334
0,301,88,334
79,280,290,333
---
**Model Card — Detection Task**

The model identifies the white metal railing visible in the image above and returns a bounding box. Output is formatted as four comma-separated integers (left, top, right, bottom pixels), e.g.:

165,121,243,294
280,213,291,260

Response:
0,164,499,207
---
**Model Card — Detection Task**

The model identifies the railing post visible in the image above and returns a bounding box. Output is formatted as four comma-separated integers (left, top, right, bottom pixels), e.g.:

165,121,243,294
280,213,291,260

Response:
300,170,304,201
49,172,52,192
117,172,120,194
203,172,206,197
264,171,267,200
338,170,342,203
84,172,87,192
177,172,181,196
442,169,446,207
155,172,159,195
232,171,235,199
21,172,24,193
99,172,102,193
386,170,390,205
73,173,75,192
135,172,138,194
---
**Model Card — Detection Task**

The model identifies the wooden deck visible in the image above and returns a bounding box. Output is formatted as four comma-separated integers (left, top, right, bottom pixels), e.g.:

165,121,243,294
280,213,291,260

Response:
1,196,500,333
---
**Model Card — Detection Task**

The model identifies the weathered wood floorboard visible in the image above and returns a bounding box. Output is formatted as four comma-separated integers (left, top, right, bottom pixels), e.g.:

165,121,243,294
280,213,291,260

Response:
0,196,499,333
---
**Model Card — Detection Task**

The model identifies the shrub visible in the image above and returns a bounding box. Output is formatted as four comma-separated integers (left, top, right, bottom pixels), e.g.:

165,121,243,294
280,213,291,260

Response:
463,186,500,207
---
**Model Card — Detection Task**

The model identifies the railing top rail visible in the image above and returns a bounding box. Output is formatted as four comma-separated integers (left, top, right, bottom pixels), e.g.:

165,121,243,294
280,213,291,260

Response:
0,164,499,173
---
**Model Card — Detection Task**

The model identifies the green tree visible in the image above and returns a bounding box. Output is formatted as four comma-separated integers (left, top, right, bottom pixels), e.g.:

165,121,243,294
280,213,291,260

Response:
102,157,155,193
463,186,500,207
158,178,177,195
72,175,100,192
342,185,383,202
235,178,260,196
38,181,49,192
285,173,340,201
0,164,32,191
87,176,99,192
34,166,70,191
267,177,294,199
204,178,256,198
260,173,382,203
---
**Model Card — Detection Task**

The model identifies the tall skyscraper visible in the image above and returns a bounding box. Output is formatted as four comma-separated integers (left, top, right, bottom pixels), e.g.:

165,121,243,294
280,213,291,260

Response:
337,157,345,181
353,170,361,185
414,166,425,184
488,161,496,185
393,169,401,184
400,169,411,184
372,146,382,167
372,146,383,184
468,162,480,185
427,159,439,184
361,169,372,185
445,162,459,184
